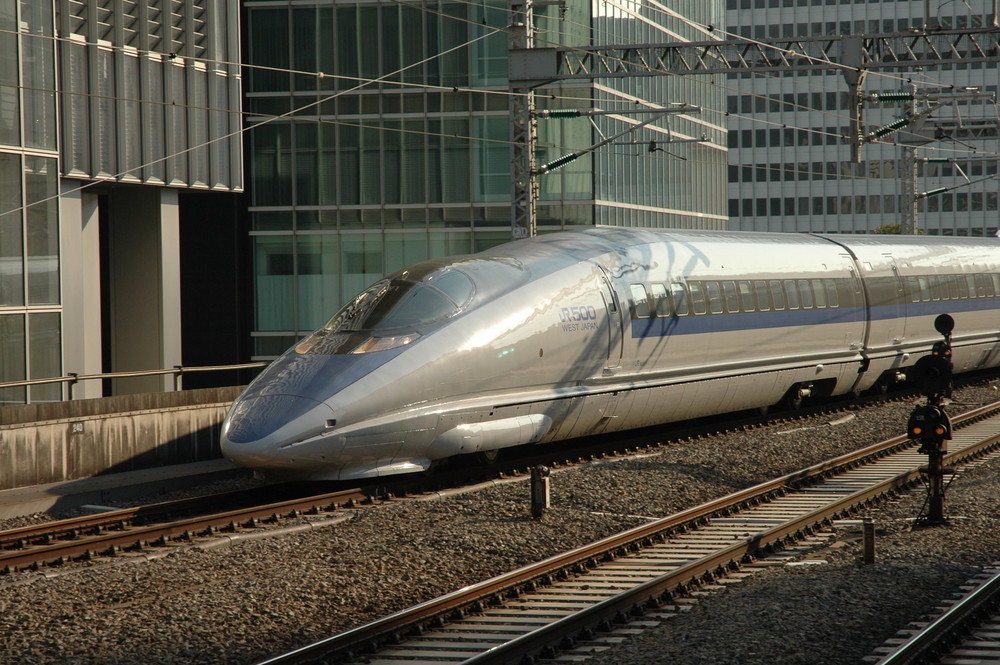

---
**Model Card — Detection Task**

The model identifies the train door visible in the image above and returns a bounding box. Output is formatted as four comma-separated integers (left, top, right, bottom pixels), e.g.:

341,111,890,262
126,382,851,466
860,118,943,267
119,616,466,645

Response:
597,268,623,371
844,261,867,350
883,254,907,346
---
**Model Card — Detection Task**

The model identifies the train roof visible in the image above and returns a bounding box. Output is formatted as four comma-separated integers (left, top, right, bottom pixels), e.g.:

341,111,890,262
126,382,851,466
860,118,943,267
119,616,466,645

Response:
484,226,999,259
477,227,1000,278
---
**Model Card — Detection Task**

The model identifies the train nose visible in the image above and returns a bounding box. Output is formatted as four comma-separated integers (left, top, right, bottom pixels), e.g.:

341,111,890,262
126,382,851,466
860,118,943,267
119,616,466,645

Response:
221,394,336,467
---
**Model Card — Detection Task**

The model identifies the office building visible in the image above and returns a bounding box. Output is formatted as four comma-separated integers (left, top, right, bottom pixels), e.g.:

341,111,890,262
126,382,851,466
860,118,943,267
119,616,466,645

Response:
0,1,243,404
726,0,999,235
245,0,729,357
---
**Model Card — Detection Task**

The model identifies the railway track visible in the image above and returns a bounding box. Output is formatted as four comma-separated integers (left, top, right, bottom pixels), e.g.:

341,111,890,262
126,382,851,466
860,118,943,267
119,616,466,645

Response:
869,563,1000,665
0,484,375,574
0,385,921,576
249,400,1000,665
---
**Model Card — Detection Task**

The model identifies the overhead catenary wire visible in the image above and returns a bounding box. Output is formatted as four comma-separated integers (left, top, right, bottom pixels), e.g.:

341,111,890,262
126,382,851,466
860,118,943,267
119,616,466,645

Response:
2,28,506,219
1,2,997,221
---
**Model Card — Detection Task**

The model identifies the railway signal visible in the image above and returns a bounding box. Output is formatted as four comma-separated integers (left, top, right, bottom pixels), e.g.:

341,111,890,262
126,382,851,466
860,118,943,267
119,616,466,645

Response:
908,313,955,526
907,403,952,454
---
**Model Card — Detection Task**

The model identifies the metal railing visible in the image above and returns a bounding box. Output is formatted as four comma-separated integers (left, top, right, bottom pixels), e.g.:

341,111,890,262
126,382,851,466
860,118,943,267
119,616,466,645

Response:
0,362,270,403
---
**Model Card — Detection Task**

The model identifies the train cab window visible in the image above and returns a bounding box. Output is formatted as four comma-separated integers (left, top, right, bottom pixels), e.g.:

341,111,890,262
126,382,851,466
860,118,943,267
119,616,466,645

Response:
798,280,813,309
670,282,689,315
630,284,651,318
689,282,708,315
738,281,754,311
427,270,475,306
754,280,771,311
722,281,740,313
706,282,724,314
650,283,670,316
783,280,799,310
769,281,786,310
824,279,839,308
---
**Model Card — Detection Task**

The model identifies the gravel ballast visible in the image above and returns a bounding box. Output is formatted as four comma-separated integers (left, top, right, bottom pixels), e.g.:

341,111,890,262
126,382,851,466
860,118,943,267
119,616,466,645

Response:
2,383,1000,665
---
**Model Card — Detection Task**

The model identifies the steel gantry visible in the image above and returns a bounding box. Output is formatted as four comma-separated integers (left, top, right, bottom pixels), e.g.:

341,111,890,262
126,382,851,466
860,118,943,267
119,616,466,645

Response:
507,1,1000,238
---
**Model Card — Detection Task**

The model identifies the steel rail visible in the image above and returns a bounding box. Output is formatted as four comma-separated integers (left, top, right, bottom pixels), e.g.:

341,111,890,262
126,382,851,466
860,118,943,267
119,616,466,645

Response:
0,486,370,572
251,400,1000,665
873,566,1000,665
0,386,921,573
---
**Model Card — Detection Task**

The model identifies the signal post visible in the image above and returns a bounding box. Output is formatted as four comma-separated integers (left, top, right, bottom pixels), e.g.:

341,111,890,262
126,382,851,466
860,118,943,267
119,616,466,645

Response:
906,314,955,526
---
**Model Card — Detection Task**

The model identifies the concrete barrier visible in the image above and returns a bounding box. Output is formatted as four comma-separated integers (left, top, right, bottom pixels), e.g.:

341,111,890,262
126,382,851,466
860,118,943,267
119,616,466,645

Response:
0,387,244,491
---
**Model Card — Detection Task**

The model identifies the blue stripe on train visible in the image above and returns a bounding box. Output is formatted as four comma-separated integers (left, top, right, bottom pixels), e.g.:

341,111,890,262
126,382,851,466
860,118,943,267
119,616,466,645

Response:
630,299,999,338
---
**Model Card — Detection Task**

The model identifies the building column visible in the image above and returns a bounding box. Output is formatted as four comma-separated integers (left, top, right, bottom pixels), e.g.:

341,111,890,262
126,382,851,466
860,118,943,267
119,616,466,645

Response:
108,186,181,395
59,180,103,400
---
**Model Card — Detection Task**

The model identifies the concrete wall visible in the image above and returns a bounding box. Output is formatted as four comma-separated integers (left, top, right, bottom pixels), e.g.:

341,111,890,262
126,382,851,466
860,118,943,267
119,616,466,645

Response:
0,387,242,491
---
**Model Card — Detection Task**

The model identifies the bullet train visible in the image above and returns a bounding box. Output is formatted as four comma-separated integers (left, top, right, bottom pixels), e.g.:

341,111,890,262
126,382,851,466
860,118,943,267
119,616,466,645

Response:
221,227,1000,480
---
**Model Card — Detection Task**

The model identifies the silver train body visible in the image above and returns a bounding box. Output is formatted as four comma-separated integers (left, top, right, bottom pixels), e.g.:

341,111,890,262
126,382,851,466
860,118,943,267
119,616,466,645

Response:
221,228,1000,480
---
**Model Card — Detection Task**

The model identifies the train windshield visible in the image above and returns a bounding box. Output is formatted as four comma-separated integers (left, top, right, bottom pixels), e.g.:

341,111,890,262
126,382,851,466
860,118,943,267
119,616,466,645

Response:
295,266,475,355
333,272,471,332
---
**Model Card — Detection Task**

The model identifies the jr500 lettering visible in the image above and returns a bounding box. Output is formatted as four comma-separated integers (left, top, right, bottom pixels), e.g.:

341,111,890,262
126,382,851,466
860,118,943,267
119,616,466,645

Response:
559,305,598,322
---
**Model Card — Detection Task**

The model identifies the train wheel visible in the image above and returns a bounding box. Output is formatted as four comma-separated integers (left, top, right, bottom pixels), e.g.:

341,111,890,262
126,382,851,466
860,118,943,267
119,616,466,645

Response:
478,450,500,464
873,374,893,395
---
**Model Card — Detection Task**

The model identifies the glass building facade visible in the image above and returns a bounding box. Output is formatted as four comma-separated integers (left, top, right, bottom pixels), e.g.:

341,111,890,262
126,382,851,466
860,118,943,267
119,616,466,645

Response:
726,0,1000,235
0,2,60,404
1,1,243,405
245,0,728,357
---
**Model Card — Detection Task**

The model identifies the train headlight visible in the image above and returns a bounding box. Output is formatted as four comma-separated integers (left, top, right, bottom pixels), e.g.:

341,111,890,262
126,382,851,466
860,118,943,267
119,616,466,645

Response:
350,334,420,354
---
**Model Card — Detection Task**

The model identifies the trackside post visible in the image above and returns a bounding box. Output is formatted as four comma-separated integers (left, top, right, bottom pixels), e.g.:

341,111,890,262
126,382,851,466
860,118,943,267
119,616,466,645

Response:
531,465,551,519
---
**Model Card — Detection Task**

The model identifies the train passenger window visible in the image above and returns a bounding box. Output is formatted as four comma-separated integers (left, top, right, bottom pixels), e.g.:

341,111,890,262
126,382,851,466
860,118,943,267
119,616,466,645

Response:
967,275,978,297
769,281,785,310
670,282,689,315
929,276,942,301
706,282,724,314
993,275,1000,296
630,284,651,318
689,282,708,315
976,274,988,297
813,281,827,308
738,281,754,311
983,274,995,297
917,276,930,302
722,281,740,312
798,280,813,309
650,283,670,316
754,280,770,311
906,277,920,303
824,280,839,308
783,280,799,310
958,275,970,299
949,275,962,300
